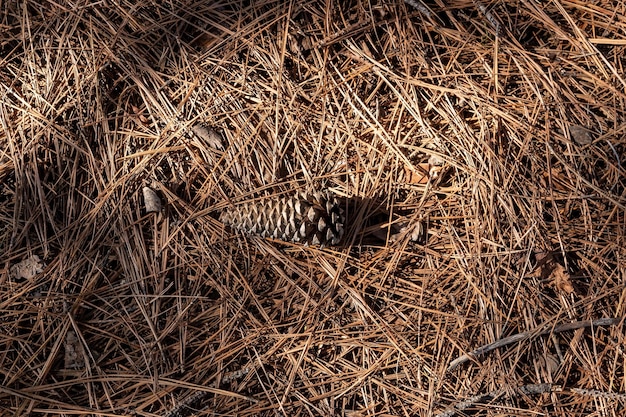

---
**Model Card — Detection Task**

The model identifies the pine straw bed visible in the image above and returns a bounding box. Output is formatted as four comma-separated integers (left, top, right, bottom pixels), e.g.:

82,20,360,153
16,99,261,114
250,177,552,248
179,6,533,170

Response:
1,1,625,416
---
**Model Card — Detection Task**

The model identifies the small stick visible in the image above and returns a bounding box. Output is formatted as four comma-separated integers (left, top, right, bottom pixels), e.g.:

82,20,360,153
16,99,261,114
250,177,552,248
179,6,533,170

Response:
447,317,623,372
435,383,553,417
436,383,626,417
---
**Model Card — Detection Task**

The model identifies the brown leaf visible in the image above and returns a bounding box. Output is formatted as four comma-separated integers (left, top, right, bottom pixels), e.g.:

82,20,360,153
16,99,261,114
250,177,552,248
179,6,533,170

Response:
527,251,551,279
403,163,430,184
536,353,560,378
191,123,224,149
542,167,570,192
130,105,149,124
551,263,574,294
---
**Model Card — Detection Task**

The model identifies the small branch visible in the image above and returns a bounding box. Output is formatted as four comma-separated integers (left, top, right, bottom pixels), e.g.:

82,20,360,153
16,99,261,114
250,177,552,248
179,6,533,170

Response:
435,383,626,416
447,317,623,372
435,383,554,417
570,387,626,401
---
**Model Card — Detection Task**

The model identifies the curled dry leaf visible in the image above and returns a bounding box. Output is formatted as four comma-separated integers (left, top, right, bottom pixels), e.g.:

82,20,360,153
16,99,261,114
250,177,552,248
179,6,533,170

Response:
10,255,45,280
551,263,574,294
143,186,162,213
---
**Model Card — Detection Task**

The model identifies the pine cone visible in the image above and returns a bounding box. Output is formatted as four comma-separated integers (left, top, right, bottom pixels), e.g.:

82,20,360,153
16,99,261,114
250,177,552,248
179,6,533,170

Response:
219,190,344,246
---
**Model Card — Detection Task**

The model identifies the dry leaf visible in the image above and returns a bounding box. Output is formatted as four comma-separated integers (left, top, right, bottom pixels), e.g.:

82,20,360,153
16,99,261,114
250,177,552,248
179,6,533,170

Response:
130,105,149,124
143,186,162,213
551,263,574,293
192,32,218,50
390,221,425,243
544,353,560,377
192,123,224,150
528,252,573,294
527,251,550,278
535,353,560,379
10,255,45,280
569,125,595,145
542,167,570,192
403,163,430,184
428,154,445,179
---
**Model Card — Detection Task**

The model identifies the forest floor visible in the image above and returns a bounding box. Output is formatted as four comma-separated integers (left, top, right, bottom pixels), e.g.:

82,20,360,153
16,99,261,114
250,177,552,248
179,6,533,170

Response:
1,1,625,416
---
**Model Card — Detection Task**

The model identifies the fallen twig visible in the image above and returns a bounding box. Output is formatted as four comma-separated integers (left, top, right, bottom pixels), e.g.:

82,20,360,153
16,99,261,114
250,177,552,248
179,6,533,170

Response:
447,318,624,372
